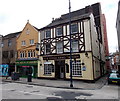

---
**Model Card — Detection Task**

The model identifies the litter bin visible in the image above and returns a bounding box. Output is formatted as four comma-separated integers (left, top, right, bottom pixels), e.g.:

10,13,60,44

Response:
27,74,32,82
11,72,19,80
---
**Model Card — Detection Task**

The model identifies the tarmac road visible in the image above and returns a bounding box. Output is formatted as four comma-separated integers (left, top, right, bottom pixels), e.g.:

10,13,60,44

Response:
1,81,119,100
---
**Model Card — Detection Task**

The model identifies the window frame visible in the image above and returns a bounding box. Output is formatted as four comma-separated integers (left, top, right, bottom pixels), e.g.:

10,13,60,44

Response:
71,23,78,34
56,27,63,36
45,29,51,38
45,44,51,54
8,40,12,46
71,40,79,52
56,41,63,54
30,39,34,45
21,41,26,46
44,64,53,75
72,60,82,76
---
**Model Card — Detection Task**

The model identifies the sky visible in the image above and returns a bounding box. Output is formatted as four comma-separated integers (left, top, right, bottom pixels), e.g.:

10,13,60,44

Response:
0,0,119,53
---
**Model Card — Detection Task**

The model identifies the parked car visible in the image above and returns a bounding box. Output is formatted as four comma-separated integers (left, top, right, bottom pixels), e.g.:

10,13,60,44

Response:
107,72,120,85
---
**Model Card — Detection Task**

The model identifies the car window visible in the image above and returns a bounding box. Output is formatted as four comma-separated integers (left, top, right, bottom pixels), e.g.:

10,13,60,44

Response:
109,73,118,78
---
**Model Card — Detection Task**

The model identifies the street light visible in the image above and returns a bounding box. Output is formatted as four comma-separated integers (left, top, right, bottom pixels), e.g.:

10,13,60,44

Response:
69,0,73,87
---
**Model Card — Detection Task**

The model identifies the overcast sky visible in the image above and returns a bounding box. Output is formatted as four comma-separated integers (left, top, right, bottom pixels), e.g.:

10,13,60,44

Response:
0,0,119,53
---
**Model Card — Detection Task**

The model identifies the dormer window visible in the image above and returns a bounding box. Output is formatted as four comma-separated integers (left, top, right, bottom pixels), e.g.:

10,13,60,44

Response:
45,30,51,38
56,27,63,36
71,23,78,34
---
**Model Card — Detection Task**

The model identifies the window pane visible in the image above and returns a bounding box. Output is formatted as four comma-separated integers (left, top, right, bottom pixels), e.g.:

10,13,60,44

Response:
72,60,82,76
46,44,51,54
56,42,63,53
71,24,78,34
44,64,53,75
56,27,62,36
46,30,51,38
71,40,79,52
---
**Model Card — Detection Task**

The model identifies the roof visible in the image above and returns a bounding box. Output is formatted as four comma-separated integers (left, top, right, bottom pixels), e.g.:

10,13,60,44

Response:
40,2,101,30
46,13,91,28
3,31,21,40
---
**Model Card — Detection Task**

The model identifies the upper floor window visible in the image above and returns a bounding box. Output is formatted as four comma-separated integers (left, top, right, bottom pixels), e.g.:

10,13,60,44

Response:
8,40,12,46
21,41,26,46
45,30,51,38
71,40,79,52
0,42,3,48
56,27,63,36
71,23,78,34
45,44,51,54
56,42,63,54
30,39,34,45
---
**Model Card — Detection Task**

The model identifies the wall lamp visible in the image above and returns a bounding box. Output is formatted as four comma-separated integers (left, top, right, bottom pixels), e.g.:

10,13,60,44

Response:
85,52,89,58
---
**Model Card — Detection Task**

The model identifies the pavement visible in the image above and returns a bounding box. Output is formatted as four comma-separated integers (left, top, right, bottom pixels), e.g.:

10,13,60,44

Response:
1,75,108,90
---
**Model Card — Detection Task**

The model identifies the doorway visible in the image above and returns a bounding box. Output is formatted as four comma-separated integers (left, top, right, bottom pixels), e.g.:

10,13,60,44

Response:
55,60,65,79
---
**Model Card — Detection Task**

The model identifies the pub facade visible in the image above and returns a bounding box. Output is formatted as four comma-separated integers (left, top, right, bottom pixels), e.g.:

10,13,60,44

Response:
38,3,106,81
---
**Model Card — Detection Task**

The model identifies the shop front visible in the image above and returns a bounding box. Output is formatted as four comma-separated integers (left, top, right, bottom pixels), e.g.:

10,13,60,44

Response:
38,53,96,80
16,59,38,78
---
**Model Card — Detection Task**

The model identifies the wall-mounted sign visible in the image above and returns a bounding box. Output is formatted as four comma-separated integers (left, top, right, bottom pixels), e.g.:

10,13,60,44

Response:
82,66,86,71
43,54,80,60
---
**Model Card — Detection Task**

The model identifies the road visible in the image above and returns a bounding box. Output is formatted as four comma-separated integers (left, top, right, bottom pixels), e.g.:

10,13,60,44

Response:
1,81,119,100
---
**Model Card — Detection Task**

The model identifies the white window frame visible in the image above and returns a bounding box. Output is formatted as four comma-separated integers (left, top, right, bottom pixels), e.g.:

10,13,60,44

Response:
30,39,34,45
45,30,51,38
72,60,82,76
45,44,51,54
44,64,52,75
56,27,63,36
56,42,63,54
71,40,79,52
21,41,26,46
71,23,78,34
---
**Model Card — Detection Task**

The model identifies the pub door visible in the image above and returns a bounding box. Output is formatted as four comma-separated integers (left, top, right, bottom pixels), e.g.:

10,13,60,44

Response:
55,60,65,79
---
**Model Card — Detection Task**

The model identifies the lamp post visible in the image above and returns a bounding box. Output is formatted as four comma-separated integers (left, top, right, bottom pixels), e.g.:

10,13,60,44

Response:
69,0,73,87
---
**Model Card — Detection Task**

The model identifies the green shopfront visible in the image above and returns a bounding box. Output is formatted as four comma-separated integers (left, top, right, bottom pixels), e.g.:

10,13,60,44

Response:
16,59,38,78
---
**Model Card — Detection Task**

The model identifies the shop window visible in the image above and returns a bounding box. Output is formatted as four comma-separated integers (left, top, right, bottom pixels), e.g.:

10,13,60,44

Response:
44,64,53,75
72,60,82,76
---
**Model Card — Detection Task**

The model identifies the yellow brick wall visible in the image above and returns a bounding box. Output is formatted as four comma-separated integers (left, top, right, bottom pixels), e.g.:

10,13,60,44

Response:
16,22,38,59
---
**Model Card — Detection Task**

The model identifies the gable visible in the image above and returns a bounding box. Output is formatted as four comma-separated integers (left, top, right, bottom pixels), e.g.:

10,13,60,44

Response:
17,22,39,50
